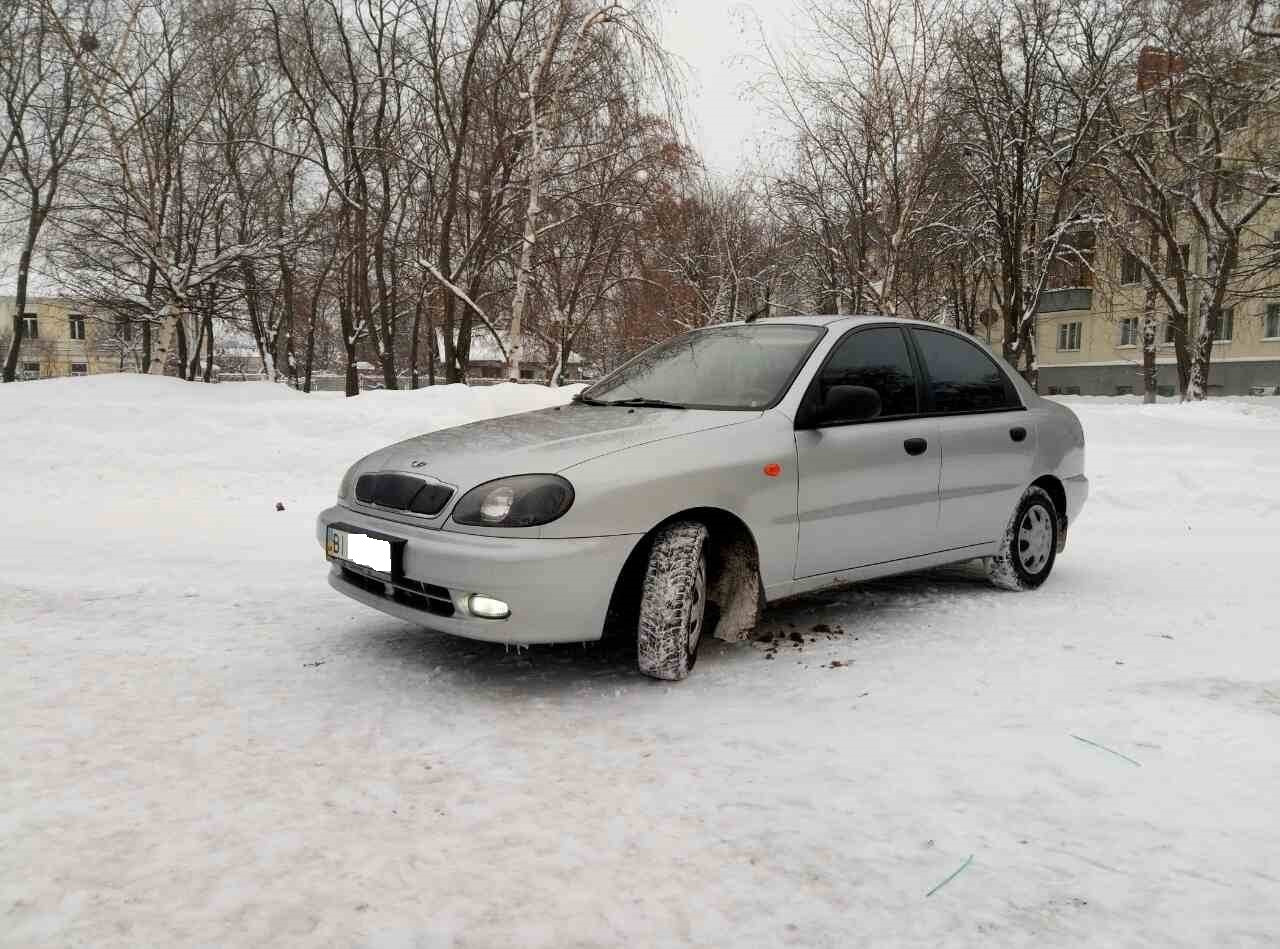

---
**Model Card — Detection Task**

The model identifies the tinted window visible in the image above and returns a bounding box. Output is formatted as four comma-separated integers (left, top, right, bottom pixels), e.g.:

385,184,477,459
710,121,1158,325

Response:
912,330,1015,413
585,324,823,410
817,327,918,419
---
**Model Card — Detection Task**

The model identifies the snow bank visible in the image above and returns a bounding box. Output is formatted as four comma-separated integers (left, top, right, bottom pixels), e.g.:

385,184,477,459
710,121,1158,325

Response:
3,381,1279,947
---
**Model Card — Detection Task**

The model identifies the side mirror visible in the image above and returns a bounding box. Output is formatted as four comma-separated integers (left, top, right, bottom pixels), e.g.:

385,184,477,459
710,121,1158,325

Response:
815,384,882,425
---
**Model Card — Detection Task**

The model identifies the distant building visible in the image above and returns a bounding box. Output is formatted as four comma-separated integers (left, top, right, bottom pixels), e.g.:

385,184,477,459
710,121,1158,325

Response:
0,295,151,379
435,329,586,382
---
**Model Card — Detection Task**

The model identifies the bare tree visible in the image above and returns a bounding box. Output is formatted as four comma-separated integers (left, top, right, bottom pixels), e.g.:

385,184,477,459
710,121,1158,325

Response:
943,0,1132,388
1,0,91,382
1097,2,1280,400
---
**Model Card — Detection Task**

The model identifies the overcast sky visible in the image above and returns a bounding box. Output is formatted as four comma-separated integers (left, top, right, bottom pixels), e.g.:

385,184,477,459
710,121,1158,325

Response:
659,0,799,176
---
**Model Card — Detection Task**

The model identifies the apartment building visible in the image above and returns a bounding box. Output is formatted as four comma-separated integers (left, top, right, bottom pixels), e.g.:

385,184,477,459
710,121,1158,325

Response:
0,295,145,379
1036,278,1280,397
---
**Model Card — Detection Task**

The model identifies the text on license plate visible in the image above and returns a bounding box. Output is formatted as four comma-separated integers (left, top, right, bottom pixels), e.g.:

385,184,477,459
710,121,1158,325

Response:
327,528,392,574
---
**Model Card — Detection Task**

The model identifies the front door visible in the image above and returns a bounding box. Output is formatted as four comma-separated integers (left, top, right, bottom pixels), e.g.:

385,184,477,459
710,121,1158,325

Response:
794,326,941,578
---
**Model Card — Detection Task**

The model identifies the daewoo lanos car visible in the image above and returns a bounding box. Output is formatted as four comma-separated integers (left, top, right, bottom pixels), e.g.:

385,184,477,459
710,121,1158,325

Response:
318,316,1088,680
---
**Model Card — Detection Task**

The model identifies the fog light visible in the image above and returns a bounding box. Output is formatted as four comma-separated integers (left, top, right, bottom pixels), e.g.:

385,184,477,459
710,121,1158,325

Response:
468,594,510,619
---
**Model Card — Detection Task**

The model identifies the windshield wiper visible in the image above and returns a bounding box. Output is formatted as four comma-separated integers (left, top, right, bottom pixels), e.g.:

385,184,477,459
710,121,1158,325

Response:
571,393,611,406
598,397,688,410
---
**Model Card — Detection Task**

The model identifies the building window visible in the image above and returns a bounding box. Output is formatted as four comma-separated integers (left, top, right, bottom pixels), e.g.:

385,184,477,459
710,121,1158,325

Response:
71,362,88,377
1162,320,1178,345
1119,317,1139,347
1167,243,1190,276
69,314,86,340
1057,321,1082,351
20,314,39,339
20,361,40,380
1223,102,1249,132
1266,304,1280,339
1214,307,1234,342
116,317,133,342
1120,251,1142,285
1179,110,1198,144
1115,385,1134,396
1219,172,1243,206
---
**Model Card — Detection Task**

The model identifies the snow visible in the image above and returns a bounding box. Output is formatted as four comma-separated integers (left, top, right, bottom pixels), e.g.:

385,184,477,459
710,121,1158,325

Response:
3,379,1280,946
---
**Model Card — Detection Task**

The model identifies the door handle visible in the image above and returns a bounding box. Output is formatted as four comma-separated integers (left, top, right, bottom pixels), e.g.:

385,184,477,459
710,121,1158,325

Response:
903,437,928,456
1010,426,1027,443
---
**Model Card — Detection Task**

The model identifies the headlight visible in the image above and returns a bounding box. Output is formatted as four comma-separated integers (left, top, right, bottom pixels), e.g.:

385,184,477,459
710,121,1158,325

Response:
338,464,359,500
451,474,574,528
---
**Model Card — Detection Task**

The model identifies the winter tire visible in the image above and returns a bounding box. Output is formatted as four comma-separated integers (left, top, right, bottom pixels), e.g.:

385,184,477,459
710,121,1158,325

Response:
989,486,1059,591
636,521,710,681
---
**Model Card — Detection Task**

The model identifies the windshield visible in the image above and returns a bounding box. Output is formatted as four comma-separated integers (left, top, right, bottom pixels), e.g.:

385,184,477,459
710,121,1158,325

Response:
583,324,825,410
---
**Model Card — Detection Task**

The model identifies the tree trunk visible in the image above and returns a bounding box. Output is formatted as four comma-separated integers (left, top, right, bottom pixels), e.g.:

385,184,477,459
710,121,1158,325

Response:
303,305,317,394
1,241,35,383
203,312,214,383
142,320,153,373
1186,296,1215,401
409,294,423,390
175,317,190,380
1141,287,1158,404
2,206,46,383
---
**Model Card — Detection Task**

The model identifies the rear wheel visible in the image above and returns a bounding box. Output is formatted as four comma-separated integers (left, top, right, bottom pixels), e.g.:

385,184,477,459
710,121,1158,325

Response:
989,486,1059,591
637,521,709,680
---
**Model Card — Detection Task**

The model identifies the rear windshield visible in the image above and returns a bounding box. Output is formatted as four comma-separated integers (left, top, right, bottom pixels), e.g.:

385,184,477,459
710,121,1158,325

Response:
584,324,825,410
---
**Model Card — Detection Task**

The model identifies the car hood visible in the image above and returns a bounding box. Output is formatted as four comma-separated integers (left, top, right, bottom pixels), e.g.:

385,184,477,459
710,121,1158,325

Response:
358,403,758,490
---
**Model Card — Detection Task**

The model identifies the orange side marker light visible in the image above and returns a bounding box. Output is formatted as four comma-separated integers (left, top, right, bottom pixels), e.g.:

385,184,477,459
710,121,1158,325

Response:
763,462,782,478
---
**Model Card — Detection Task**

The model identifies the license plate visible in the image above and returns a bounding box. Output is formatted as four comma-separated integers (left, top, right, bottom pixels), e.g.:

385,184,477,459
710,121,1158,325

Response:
326,527,392,574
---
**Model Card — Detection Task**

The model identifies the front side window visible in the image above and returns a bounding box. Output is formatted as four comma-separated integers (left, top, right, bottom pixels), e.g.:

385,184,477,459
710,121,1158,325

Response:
911,329,1017,413
20,314,39,339
1119,317,1139,346
1266,304,1280,339
1057,321,1082,351
814,327,918,420
69,314,86,340
583,323,824,410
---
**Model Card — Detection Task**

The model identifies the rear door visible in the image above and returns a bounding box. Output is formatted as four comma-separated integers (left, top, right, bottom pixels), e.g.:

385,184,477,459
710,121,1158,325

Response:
794,326,941,578
907,328,1034,552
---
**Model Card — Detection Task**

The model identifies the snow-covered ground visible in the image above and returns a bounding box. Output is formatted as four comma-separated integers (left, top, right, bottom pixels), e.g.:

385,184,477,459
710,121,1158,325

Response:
3,378,1279,947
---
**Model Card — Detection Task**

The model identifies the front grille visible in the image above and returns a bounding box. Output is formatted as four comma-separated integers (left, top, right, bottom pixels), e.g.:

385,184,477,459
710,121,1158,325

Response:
340,566,456,618
355,472,453,515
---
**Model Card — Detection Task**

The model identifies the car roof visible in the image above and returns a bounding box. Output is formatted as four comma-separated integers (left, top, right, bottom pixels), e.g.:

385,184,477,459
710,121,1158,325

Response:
719,314,941,330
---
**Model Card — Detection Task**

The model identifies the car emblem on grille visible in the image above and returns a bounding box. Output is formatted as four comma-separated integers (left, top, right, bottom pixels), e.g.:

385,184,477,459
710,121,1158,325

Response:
410,460,427,468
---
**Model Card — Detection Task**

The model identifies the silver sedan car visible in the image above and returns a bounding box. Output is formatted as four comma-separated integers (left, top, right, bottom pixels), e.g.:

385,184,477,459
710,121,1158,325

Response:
318,316,1088,679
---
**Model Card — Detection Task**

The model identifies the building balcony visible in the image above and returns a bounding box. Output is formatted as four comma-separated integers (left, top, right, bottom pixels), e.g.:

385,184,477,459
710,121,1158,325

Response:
1037,288,1094,313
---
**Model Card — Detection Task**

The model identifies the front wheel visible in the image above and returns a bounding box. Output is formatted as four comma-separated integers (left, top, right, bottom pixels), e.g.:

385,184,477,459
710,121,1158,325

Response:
989,486,1059,591
637,521,709,681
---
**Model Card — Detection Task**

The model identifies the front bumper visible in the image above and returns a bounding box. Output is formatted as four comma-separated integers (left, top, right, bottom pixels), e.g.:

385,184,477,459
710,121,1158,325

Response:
316,504,641,644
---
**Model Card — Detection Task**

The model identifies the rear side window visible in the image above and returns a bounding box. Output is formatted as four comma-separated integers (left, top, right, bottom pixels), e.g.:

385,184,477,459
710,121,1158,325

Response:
817,327,918,418
911,329,1017,413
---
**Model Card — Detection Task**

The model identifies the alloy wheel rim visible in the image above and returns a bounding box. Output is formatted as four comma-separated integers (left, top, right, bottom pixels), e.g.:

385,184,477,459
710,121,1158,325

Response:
1017,504,1053,575
687,556,707,654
